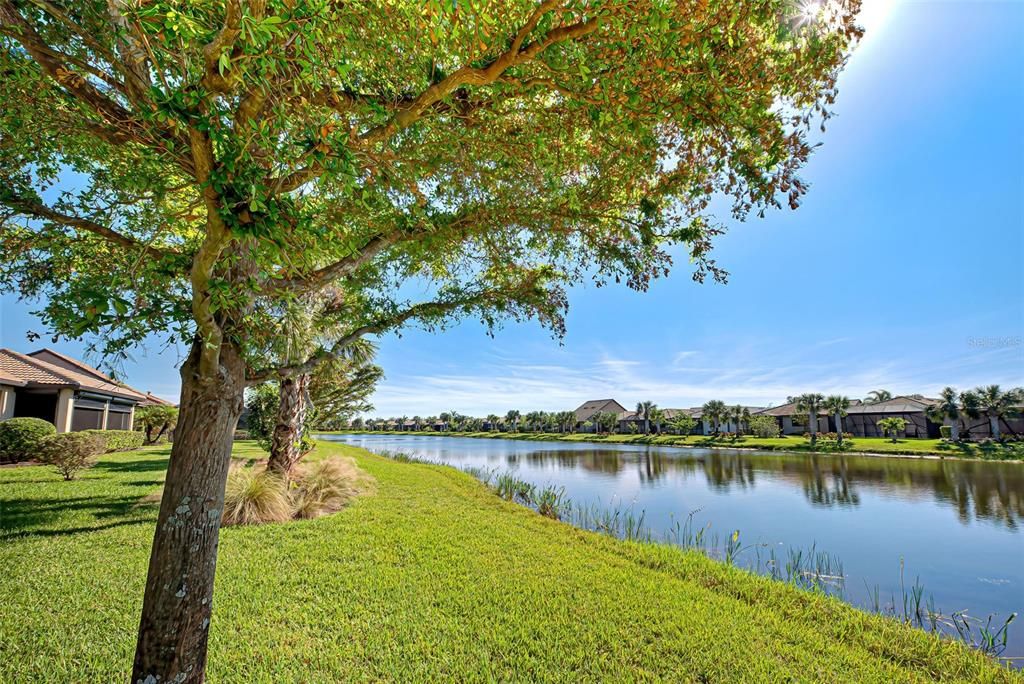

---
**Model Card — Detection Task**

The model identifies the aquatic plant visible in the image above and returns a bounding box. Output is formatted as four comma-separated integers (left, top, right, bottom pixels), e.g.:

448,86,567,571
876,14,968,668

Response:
535,485,568,520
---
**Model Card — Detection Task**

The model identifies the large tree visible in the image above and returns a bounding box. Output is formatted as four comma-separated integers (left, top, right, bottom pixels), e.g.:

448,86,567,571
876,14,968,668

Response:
0,1,860,680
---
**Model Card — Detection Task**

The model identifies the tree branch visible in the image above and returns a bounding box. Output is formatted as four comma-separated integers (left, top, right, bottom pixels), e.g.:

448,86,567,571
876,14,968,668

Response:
201,0,243,93
0,188,179,259
245,296,484,384
272,231,402,291
0,2,193,172
358,6,599,145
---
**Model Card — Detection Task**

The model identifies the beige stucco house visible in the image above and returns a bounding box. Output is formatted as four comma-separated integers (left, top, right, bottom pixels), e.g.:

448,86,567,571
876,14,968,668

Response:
0,348,148,432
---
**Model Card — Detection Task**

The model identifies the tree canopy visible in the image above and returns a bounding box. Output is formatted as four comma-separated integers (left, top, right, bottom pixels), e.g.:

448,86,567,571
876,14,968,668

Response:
1,0,861,380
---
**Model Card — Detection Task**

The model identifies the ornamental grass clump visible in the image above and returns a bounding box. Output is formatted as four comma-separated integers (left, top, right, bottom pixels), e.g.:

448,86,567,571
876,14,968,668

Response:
222,466,292,527
223,457,367,526
290,457,363,520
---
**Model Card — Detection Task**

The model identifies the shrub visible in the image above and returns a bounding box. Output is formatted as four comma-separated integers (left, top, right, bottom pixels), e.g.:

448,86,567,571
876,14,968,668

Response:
748,415,781,439
80,429,144,453
0,417,57,463
38,431,106,480
939,425,952,439
290,457,362,520
222,466,292,526
812,432,854,451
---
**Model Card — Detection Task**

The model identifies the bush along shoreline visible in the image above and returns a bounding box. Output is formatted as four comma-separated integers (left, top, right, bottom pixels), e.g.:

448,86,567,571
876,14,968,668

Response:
332,429,1024,462
376,449,1019,666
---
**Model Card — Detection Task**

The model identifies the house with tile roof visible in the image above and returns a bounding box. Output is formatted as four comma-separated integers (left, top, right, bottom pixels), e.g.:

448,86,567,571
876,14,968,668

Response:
0,348,148,432
753,396,955,438
573,399,628,431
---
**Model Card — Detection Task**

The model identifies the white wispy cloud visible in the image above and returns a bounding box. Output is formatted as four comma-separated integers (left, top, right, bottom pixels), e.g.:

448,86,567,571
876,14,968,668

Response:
364,339,1023,417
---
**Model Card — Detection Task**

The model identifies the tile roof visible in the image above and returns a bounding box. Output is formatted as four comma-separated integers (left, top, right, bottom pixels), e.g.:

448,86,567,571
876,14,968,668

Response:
0,349,146,401
846,396,938,414
140,392,175,407
0,368,28,387
755,402,828,417
574,399,628,422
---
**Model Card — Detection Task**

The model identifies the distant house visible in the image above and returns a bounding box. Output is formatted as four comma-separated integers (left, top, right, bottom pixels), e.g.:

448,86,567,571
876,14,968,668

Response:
573,399,628,431
754,396,952,438
0,348,147,432
754,402,828,435
843,396,940,438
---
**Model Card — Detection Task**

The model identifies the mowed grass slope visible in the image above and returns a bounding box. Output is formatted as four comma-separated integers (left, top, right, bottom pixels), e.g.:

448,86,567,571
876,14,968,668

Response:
0,442,1017,683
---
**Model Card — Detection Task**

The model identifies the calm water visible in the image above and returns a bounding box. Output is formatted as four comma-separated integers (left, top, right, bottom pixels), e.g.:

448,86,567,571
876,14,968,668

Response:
324,433,1024,658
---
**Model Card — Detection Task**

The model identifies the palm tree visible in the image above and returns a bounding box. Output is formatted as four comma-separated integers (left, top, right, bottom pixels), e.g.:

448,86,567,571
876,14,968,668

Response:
649,407,665,435
822,395,850,445
926,388,965,441
702,400,726,434
635,401,655,434
505,409,520,433
972,385,1024,440
486,414,499,432
865,389,892,404
792,393,825,446
728,405,750,437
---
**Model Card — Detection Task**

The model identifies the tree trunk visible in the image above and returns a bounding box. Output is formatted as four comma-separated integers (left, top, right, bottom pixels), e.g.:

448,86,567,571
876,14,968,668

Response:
267,373,311,476
835,413,843,444
990,414,1001,440
132,340,246,683
950,417,960,441
809,411,817,446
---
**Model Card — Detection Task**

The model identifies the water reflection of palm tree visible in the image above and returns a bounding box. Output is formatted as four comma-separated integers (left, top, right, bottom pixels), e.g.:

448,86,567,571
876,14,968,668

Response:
637,450,670,484
700,453,757,490
800,455,861,507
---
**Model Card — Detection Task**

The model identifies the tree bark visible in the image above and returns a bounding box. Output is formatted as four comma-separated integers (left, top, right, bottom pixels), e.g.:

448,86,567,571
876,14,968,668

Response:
990,414,1001,440
267,373,311,476
132,340,246,684
950,417,959,441
835,412,843,444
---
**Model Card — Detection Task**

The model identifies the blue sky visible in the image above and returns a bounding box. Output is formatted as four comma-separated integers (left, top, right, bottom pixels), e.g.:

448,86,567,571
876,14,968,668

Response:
2,0,1022,414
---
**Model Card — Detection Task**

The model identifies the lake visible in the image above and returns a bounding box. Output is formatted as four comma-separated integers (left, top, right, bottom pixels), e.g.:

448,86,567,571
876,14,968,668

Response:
322,433,1024,659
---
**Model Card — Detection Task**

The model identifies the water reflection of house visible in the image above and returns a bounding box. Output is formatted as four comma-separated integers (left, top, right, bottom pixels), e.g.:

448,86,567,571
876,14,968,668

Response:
0,348,147,432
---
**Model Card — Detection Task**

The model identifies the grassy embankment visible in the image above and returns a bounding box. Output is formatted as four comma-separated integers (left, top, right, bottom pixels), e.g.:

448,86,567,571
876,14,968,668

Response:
0,441,1018,682
339,429,1024,460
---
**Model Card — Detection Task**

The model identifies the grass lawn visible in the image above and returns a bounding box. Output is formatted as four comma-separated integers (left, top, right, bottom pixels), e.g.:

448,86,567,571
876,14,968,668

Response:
1,441,1018,682
347,430,1024,460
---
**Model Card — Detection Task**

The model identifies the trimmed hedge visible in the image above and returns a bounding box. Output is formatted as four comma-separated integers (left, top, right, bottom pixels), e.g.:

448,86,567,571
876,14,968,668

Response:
0,417,57,463
79,429,145,453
